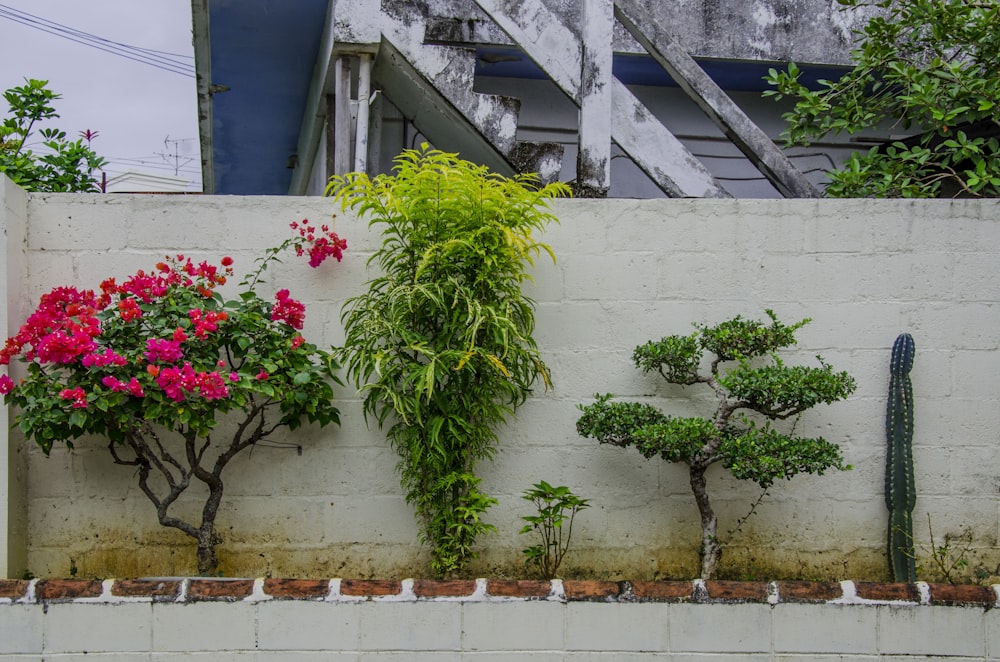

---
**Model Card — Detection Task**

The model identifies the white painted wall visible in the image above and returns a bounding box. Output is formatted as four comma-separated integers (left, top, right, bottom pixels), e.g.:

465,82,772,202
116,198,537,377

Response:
2,578,998,660
3,189,999,582
0,178,28,580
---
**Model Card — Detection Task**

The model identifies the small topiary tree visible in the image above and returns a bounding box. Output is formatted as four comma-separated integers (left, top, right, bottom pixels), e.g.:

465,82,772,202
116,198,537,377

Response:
576,310,856,579
330,145,569,576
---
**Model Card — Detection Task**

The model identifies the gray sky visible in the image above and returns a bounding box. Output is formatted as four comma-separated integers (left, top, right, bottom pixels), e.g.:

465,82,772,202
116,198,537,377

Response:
0,1,201,190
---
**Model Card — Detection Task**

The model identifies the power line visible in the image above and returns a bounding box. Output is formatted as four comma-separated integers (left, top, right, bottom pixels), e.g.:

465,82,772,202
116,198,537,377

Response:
0,4,195,78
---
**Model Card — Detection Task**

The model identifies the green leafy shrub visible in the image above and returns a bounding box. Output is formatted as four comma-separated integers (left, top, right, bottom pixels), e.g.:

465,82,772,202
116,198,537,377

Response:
519,481,590,579
330,145,569,577
576,310,856,579
0,222,344,574
0,79,107,192
764,0,1000,197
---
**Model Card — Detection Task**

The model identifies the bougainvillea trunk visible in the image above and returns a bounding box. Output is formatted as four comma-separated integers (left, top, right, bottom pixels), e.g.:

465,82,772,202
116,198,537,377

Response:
885,333,916,582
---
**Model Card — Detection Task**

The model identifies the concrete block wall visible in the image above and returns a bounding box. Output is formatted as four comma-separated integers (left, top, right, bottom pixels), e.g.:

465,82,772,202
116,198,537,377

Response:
3,577,1000,659
2,191,1000,582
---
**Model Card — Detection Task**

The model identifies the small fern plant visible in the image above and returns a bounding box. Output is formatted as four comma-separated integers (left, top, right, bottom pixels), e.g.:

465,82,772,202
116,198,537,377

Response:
329,145,569,577
576,310,856,579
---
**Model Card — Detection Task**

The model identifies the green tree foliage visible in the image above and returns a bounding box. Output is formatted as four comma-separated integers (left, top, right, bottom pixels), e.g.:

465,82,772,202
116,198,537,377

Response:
0,79,107,192
764,0,1000,197
330,145,569,576
576,311,856,579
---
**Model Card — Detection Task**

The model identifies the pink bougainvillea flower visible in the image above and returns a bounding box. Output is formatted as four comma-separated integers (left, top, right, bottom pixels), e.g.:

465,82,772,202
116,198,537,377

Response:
188,308,227,338
290,218,347,268
271,289,305,329
36,329,98,365
100,375,146,398
156,363,195,402
126,378,145,398
229,372,239,383
196,371,229,400
290,335,305,350
118,298,142,322
145,338,184,364
60,386,88,409
221,256,233,267
82,348,128,368
256,369,269,380
0,374,13,395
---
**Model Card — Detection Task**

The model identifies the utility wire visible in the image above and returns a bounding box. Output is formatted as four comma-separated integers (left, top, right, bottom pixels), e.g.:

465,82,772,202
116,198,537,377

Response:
0,4,195,78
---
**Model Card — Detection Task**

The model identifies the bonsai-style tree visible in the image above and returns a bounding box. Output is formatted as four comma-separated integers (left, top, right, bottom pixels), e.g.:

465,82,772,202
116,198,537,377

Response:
331,145,569,576
1,79,107,192
576,311,856,579
764,0,999,198
0,223,344,575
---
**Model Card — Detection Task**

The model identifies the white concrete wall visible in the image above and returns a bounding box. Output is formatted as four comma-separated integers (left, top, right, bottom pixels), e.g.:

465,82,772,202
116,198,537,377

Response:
1,577,999,659
0,177,28,579
3,191,1000,582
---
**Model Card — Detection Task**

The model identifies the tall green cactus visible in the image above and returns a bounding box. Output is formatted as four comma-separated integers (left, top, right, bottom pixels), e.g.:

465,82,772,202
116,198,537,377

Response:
886,333,916,582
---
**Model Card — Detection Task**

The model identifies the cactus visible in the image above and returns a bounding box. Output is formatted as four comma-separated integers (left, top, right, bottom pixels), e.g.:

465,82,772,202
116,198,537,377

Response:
886,333,916,582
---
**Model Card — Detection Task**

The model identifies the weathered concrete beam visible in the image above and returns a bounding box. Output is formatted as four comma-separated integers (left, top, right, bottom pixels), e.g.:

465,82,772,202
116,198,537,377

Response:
473,0,729,197
289,0,338,194
373,38,518,176
576,0,612,197
416,0,877,65
615,0,820,199
332,56,353,176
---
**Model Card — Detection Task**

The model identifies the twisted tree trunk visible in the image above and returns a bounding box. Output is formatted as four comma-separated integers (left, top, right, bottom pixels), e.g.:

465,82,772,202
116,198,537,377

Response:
689,464,721,579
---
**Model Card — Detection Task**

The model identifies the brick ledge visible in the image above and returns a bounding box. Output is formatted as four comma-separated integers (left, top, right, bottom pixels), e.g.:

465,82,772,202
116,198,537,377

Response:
1,578,997,608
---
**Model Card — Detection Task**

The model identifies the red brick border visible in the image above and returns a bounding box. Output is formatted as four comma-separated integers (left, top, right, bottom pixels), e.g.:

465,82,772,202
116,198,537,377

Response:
187,579,255,601
775,580,843,603
564,580,621,601
264,578,330,600
112,579,181,600
35,579,103,600
0,579,29,600
630,581,694,602
855,582,920,602
413,579,477,598
704,580,769,602
927,583,996,607
486,579,551,598
0,579,996,607
340,579,401,597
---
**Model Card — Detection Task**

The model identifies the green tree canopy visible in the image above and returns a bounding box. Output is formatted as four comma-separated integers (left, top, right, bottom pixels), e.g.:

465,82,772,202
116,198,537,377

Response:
1,78,107,192
765,0,1000,198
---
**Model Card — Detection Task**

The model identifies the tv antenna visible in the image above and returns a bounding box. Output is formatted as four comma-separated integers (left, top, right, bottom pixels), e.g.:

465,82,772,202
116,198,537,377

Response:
157,135,196,176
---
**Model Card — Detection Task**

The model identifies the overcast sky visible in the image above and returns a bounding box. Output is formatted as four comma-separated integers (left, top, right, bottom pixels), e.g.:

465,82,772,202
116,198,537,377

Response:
0,1,202,190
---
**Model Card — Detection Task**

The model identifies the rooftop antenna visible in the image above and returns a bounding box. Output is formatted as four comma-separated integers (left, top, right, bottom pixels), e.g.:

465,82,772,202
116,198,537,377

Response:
157,135,196,176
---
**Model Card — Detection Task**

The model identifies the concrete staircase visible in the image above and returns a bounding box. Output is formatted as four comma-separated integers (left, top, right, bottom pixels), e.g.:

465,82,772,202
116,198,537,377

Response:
375,3,564,183
360,0,816,198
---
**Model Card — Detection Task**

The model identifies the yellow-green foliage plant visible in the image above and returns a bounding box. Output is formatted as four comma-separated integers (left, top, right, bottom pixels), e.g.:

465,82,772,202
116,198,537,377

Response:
329,145,570,576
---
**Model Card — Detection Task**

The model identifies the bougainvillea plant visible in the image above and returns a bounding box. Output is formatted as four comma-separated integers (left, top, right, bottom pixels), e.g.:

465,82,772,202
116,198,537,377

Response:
0,220,345,575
